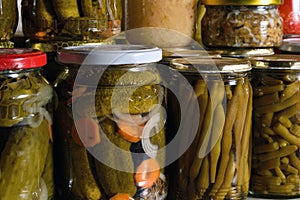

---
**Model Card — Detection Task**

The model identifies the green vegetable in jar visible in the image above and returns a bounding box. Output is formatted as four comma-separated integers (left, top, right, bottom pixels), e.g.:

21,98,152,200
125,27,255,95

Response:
0,0,18,41
92,118,136,197
0,73,53,128
51,0,80,22
22,0,56,39
0,119,50,200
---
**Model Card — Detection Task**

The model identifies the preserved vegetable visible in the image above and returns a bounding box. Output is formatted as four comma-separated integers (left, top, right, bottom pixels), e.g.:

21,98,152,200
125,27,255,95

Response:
250,54,300,198
124,0,197,47
0,0,18,41
279,0,300,36
22,0,122,41
167,57,252,200
201,5,283,48
54,45,168,200
21,0,57,41
0,48,54,200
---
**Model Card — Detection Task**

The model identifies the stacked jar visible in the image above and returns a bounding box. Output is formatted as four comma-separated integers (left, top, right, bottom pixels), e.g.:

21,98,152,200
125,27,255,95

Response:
21,0,122,42
21,0,122,84
199,0,283,57
250,54,300,199
279,0,300,38
53,44,168,200
0,48,54,200
123,0,198,48
0,0,18,48
166,57,252,200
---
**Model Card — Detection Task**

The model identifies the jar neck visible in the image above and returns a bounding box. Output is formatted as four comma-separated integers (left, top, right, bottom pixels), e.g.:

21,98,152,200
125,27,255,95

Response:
0,68,43,77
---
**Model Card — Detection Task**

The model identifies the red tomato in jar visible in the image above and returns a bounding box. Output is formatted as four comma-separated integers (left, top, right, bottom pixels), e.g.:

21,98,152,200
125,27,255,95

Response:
279,0,300,35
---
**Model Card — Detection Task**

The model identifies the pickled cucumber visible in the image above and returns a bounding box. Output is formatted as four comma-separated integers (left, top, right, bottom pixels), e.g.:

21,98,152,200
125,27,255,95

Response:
93,118,136,197
0,119,50,200
0,0,18,40
81,0,107,18
42,143,55,200
69,137,102,200
52,0,80,22
22,0,56,31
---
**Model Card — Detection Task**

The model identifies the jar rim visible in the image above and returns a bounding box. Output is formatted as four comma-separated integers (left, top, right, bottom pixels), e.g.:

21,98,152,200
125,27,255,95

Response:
0,48,47,71
201,0,282,5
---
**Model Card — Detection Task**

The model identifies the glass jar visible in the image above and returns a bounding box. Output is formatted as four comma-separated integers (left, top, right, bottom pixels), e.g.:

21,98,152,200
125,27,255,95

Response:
22,0,122,42
0,48,54,200
250,54,300,198
21,0,58,41
107,0,122,35
201,0,283,53
0,0,18,41
123,0,198,48
167,57,252,200
53,44,168,200
279,0,300,37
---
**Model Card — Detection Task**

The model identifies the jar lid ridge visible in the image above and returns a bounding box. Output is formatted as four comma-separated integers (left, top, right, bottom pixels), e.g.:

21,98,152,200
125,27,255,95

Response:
201,0,282,5
58,44,162,65
0,48,47,71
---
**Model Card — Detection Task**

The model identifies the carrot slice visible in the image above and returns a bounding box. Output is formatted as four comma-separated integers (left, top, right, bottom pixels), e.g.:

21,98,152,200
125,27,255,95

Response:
110,193,134,200
134,158,160,188
117,120,144,143
71,118,100,147
48,123,53,142
67,86,87,105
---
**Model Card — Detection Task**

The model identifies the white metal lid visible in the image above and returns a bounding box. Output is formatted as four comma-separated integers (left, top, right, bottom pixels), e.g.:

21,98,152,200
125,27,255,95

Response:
57,44,162,65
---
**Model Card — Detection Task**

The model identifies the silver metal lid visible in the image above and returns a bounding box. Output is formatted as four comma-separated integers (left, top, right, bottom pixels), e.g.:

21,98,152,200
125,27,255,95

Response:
279,38,300,53
163,48,221,58
57,44,162,65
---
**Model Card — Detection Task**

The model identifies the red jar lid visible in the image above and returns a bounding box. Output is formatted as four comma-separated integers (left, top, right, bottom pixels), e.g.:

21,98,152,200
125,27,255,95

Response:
0,48,47,71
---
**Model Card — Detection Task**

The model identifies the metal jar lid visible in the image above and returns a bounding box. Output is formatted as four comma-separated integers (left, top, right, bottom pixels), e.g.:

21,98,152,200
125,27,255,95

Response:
0,48,47,71
250,54,300,70
278,38,300,53
57,44,162,65
201,0,282,5
162,48,221,58
170,57,251,74
161,48,221,64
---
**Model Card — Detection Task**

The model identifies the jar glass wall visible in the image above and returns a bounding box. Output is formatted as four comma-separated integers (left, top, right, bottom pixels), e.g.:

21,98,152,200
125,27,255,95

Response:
279,0,300,37
0,0,18,42
123,0,198,47
167,57,252,200
200,0,283,55
0,48,54,200
53,45,168,200
250,54,300,198
22,0,121,42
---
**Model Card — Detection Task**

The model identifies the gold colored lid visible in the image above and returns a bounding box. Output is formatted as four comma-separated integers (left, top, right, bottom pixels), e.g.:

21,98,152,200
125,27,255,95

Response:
201,0,282,5
250,54,300,70
170,57,251,74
